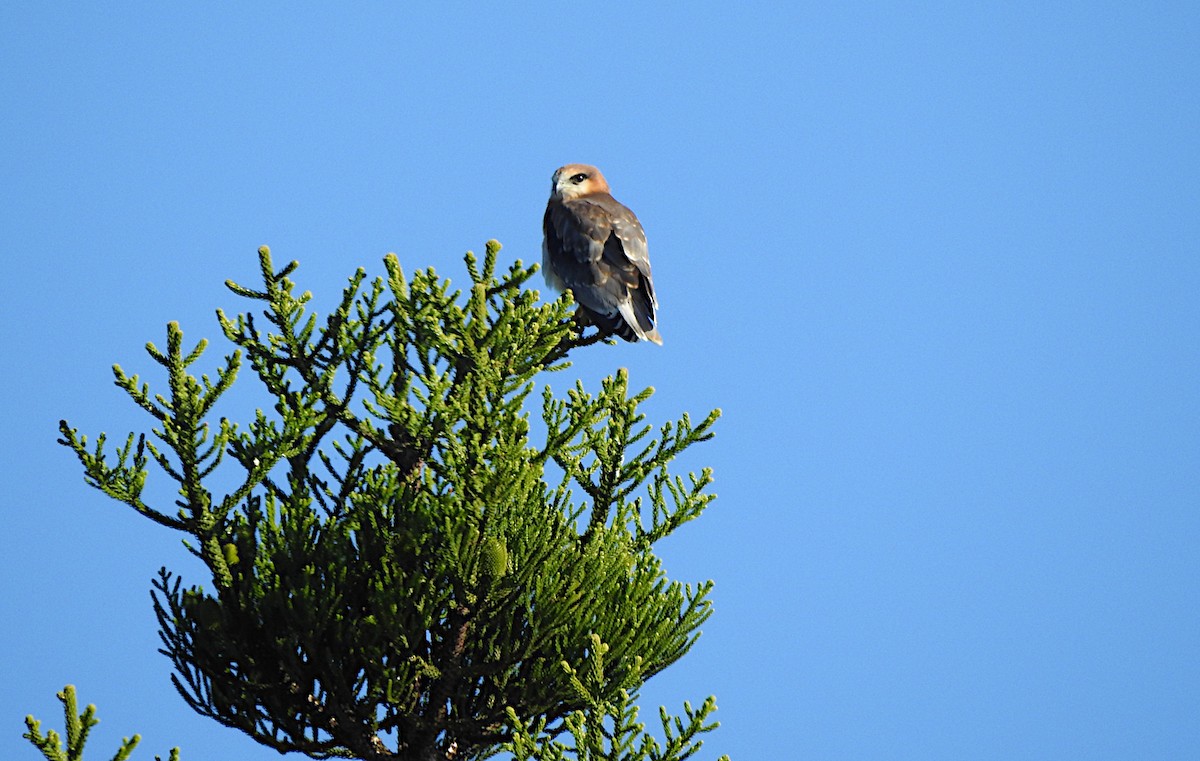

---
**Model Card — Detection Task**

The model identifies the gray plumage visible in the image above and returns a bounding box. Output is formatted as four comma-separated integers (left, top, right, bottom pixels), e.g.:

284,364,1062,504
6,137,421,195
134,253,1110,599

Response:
542,164,662,344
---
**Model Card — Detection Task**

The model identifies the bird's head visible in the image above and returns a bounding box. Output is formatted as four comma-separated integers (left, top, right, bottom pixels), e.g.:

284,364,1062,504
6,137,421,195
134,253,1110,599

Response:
550,164,610,200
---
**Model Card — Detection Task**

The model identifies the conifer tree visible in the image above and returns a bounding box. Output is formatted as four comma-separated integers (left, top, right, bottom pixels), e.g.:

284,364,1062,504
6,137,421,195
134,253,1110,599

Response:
57,242,727,761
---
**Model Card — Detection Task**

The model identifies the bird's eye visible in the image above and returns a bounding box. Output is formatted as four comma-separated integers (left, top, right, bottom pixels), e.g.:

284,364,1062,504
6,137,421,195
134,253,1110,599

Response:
570,173,589,184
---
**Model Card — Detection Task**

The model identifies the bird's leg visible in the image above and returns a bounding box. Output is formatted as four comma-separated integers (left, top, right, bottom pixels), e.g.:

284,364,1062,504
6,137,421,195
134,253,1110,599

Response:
543,307,610,363
572,306,616,344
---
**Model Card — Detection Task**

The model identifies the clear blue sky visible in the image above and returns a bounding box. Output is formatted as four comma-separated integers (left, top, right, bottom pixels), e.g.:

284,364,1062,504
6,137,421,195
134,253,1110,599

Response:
3,3,1198,759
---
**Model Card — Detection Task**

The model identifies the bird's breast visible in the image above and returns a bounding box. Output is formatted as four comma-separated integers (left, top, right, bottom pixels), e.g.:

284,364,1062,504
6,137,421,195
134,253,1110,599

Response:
541,239,566,293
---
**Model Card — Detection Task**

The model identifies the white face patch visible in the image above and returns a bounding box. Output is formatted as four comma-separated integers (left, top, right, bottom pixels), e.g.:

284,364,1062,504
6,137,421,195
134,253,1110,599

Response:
553,165,605,200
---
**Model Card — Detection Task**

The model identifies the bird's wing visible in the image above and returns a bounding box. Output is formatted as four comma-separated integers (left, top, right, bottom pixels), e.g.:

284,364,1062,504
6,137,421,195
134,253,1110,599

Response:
544,194,661,343
587,194,656,310
543,198,608,291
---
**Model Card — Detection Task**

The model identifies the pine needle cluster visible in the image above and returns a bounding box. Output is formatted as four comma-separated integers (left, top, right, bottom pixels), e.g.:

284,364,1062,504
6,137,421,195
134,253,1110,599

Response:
23,685,179,761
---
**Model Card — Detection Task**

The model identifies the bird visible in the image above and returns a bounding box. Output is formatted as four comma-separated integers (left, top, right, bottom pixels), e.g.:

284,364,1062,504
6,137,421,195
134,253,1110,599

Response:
542,164,662,344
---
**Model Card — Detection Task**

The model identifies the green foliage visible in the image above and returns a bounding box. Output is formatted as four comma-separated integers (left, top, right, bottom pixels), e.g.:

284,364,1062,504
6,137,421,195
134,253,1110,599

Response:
505,634,729,761
23,685,180,761
58,242,725,761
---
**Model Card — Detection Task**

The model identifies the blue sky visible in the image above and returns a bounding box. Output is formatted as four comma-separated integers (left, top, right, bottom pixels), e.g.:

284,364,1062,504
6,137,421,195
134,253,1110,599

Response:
3,3,1198,759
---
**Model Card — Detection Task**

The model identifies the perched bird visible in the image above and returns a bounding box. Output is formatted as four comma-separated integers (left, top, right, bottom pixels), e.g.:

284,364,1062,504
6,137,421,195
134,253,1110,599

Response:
542,164,662,344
